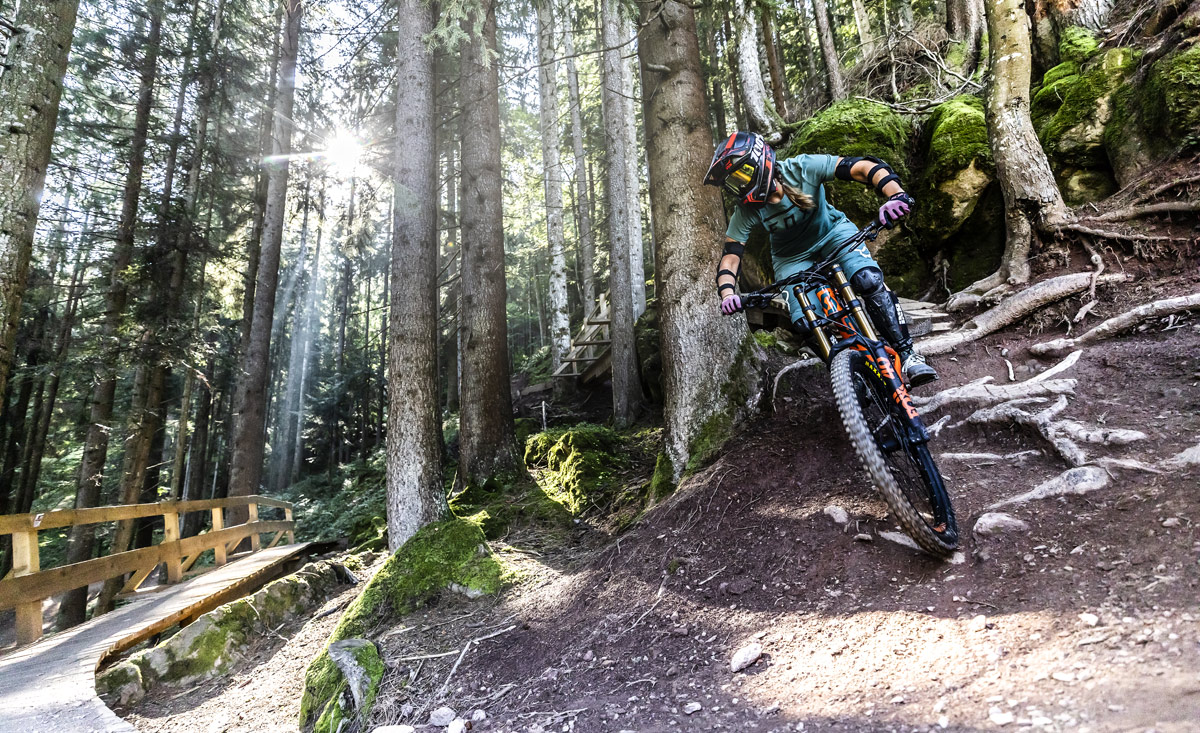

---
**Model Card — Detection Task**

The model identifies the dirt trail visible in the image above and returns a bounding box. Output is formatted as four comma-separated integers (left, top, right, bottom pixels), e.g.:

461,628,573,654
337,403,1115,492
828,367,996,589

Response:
121,281,1200,733
368,316,1200,732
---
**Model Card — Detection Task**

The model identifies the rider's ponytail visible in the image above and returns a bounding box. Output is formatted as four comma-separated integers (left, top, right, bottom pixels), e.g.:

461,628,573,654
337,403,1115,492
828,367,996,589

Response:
780,182,814,211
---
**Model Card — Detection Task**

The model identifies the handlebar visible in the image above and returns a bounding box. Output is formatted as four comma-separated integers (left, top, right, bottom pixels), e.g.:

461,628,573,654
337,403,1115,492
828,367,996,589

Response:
739,220,884,305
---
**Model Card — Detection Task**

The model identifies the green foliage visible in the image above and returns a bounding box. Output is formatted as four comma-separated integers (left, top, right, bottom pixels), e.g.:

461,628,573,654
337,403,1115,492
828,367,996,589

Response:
648,451,676,503
785,100,913,225
634,303,663,404
283,453,387,550
752,330,778,349
515,344,552,384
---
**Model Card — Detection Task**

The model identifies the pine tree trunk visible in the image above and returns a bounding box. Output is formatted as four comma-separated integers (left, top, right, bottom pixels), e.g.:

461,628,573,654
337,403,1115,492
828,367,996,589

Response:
964,0,1068,296
535,1,572,394
0,0,80,405
621,15,646,320
898,0,916,29
722,12,748,130
733,0,781,141
563,23,596,314
458,0,519,487
760,8,792,120
227,0,303,513
59,0,164,628
601,0,642,427
638,0,759,479
850,0,875,57
947,0,985,75
791,0,823,103
811,0,847,101
387,0,446,547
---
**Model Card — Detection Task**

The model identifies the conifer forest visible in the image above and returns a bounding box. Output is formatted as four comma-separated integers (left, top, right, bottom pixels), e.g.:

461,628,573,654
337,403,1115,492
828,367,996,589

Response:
1,0,1199,731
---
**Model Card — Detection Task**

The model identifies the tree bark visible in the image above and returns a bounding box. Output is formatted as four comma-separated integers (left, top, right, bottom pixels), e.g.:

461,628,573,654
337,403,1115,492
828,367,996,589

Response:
621,14,647,320
733,0,782,141
638,0,757,479
791,0,823,103
963,0,1068,296
0,0,80,405
59,0,164,627
947,0,985,75
227,0,303,511
458,0,519,486
811,0,847,101
601,0,643,427
563,21,596,314
761,7,792,120
849,0,875,57
535,1,572,394
387,0,446,547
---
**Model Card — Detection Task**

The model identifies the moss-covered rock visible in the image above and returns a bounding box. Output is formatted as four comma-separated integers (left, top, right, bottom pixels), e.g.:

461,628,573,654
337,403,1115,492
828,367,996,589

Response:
1037,47,1139,173
647,451,676,503
300,518,507,731
513,417,539,450
98,560,343,704
914,95,993,242
524,424,624,515
96,660,146,707
1147,43,1200,151
308,639,385,733
1058,26,1101,65
941,183,1006,292
873,231,929,297
785,99,913,225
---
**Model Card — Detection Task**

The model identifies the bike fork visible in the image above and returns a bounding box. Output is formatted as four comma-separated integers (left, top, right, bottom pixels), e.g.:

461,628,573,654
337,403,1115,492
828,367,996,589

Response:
866,340,931,444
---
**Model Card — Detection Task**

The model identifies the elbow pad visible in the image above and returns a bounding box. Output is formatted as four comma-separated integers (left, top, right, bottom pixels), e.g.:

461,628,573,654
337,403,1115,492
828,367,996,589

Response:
722,240,746,258
835,156,862,181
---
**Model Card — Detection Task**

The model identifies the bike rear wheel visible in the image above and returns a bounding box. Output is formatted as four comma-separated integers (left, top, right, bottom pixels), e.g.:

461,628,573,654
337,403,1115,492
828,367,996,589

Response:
830,348,958,557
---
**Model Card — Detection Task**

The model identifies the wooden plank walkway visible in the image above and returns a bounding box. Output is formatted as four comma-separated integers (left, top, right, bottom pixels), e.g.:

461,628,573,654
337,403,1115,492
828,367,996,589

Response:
0,543,311,733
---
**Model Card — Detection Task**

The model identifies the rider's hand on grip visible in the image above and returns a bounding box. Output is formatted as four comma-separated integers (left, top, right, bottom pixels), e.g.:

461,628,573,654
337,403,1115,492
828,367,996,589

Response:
720,294,743,315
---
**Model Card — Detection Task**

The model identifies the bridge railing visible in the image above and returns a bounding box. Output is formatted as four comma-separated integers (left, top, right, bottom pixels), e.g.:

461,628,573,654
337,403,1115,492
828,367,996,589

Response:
0,495,296,646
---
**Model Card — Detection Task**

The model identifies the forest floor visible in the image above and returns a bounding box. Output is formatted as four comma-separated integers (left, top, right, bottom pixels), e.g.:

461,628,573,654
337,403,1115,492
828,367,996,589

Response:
120,269,1200,733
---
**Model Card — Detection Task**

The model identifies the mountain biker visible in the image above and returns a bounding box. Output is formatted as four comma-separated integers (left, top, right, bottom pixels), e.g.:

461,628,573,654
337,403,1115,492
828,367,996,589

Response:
704,131,937,387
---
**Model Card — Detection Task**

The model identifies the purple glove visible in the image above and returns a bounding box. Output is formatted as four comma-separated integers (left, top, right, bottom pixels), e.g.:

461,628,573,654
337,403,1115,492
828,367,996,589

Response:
878,192,914,228
721,294,743,315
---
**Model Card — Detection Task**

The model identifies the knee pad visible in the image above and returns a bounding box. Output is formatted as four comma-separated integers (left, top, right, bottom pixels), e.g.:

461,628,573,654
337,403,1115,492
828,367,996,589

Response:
850,267,886,296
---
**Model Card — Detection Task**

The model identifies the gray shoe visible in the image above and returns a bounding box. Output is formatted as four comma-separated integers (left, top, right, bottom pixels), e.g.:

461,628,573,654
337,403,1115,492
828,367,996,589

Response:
901,351,938,388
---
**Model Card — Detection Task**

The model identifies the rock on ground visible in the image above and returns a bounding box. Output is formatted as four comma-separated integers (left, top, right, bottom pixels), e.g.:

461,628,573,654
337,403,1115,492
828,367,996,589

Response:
973,512,1031,537
730,642,763,672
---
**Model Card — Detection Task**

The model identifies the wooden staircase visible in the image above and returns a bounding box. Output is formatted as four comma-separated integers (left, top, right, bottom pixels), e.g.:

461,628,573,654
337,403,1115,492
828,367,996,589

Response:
552,292,612,385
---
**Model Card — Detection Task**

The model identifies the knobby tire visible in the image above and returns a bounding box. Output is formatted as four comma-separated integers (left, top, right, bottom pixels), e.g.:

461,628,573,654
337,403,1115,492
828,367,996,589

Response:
830,348,959,557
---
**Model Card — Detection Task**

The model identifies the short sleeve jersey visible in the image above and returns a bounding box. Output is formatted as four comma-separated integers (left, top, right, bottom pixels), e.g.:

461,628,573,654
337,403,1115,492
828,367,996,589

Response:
725,154,858,260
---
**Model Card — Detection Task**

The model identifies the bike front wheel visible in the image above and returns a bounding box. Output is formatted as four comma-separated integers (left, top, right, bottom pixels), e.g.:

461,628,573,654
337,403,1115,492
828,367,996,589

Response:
830,348,959,557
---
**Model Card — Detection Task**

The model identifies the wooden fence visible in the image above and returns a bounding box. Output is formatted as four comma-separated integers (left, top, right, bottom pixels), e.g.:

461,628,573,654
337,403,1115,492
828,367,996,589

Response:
0,495,295,646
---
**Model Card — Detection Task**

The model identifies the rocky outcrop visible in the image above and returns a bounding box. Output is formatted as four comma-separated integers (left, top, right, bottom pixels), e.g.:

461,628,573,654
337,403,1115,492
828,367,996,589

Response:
304,639,385,733
97,559,346,708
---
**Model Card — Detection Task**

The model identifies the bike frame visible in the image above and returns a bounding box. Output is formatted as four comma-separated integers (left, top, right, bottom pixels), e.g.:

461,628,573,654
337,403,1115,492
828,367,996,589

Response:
742,223,931,445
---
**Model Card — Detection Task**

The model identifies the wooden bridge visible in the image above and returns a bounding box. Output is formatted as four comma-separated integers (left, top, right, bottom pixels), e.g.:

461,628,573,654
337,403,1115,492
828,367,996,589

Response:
0,496,311,732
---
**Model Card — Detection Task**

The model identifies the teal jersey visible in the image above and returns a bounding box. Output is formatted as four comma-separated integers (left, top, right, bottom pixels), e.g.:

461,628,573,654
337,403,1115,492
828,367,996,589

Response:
725,154,858,260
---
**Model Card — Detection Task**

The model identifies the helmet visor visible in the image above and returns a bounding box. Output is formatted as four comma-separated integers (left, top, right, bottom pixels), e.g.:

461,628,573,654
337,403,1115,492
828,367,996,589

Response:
724,162,755,193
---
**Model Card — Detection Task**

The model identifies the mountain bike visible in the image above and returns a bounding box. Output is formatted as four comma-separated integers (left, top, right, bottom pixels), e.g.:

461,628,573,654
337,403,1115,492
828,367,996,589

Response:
739,221,959,557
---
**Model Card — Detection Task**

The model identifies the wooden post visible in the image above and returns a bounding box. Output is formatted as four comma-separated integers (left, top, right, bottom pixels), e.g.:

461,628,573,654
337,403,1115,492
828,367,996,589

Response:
247,502,261,551
12,529,42,646
285,506,294,544
211,507,226,566
162,511,182,583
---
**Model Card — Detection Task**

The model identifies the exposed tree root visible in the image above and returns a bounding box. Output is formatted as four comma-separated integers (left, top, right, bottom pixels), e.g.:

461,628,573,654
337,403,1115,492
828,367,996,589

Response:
1090,200,1200,222
1164,443,1200,470
1060,223,1178,242
1030,293,1200,356
912,377,1077,413
1054,419,1148,447
987,466,1110,510
1132,173,1200,205
771,357,823,409
963,395,1088,466
1028,349,1082,382
924,273,1129,355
